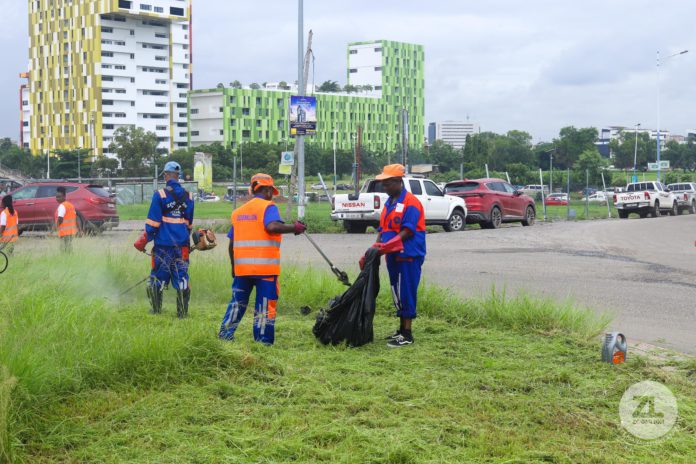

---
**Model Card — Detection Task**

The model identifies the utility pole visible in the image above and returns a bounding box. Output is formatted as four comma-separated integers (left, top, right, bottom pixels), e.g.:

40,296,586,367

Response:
401,109,409,171
633,123,641,181
296,0,306,219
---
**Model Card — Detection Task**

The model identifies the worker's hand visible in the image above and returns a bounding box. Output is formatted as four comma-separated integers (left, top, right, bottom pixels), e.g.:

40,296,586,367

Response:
374,236,404,256
133,231,149,252
293,220,307,235
359,254,366,270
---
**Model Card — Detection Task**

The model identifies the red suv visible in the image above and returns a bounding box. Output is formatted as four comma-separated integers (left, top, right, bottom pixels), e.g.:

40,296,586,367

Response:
3,182,119,234
444,178,536,229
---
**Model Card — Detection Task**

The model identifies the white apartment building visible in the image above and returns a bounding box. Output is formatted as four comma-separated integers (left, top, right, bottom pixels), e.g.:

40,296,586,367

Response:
24,0,191,157
428,121,479,149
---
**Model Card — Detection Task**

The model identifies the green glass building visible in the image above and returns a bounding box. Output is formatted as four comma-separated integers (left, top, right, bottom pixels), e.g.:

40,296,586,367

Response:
188,40,424,151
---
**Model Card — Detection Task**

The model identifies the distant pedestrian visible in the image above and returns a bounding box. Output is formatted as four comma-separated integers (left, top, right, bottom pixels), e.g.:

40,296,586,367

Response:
0,195,18,254
55,186,78,252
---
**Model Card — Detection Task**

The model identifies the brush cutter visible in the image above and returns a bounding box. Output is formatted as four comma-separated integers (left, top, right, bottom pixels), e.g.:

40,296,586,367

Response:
303,232,351,287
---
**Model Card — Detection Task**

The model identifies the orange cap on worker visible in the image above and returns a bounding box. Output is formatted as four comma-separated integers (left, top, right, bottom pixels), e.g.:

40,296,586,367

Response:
250,173,280,196
375,164,406,180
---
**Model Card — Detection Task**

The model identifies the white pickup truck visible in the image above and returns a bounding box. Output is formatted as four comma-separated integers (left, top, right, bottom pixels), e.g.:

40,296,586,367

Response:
331,177,468,233
613,181,678,218
667,182,696,215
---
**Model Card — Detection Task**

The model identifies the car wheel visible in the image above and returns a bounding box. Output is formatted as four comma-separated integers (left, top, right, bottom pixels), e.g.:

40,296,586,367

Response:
486,207,502,229
444,209,465,232
619,210,629,219
343,220,367,234
638,212,646,219
670,202,678,216
521,206,535,226
652,201,660,218
691,201,696,214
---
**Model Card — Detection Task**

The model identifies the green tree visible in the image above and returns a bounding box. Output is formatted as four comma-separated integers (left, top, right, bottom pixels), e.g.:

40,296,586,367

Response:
51,149,92,179
108,126,159,177
249,83,261,90
278,81,290,90
573,148,607,186
230,80,242,89
553,126,598,169
90,156,119,178
317,80,340,92
608,131,652,170
343,84,357,94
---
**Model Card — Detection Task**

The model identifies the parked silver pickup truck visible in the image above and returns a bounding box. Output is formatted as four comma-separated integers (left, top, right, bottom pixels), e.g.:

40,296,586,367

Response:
667,182,696,214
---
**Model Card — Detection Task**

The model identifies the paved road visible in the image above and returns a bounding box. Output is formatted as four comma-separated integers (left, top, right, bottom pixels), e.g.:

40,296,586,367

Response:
282,216,696,355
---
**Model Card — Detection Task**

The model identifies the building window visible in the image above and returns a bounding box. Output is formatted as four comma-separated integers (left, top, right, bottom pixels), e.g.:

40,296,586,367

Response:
154,6,163,13
170,6,184,16
374,66,382,71
101,27,113,33
140,4,151,11
242,108,250,116
191,131,199,136
349,68,357,73
374,47,383,52
350,49,357,54
118,0,132,8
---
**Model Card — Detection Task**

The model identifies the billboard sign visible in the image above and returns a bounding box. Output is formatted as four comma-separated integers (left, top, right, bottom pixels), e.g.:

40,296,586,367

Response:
289,95,317,137
659,160,670,169
194,152,213,192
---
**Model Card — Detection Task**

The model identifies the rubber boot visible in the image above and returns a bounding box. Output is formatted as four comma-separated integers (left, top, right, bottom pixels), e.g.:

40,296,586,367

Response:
177,288,190,319
147,284,163,314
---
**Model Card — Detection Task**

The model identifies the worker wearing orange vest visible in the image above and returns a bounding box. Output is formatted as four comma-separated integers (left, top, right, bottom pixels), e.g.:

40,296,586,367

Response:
218,173,306,345
55,186,78,252
0,194,18,253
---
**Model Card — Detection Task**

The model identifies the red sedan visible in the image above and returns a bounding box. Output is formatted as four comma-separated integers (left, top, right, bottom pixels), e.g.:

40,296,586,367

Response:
444,178,536,229
3,182,119,234
544,193,568,206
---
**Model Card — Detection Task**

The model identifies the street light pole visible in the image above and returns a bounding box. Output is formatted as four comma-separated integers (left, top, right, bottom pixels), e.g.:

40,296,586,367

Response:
633,123,641,180
656,49,688,182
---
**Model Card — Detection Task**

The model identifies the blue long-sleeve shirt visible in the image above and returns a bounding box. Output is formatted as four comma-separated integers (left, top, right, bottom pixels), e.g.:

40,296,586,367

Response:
145,179,195,247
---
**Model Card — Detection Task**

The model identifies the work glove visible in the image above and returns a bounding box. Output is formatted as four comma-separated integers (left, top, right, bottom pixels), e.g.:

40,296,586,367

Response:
293,220,307,235
359,254,366,270
133,231,149,253
372,236,404,256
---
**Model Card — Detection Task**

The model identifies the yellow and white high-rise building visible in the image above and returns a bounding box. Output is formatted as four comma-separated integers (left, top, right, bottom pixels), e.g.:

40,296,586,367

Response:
24,0,192,157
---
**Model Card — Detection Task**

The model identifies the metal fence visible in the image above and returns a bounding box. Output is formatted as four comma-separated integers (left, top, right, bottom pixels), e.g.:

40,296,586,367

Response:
114,182,199,205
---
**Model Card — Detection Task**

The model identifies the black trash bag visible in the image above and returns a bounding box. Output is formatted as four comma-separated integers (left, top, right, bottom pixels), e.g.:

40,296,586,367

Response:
312,247,381,347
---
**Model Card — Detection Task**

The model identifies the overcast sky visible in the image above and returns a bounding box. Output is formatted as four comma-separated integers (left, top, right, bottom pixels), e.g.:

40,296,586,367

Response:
1,0,694,143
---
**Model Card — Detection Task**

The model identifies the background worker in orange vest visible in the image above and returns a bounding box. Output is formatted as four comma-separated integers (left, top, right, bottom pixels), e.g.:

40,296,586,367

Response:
218,173,306,345
55,186,78,252
134,161,195,318
0,195,18,253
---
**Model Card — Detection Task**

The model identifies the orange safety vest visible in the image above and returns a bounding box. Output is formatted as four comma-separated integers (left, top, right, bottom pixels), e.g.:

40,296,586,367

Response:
1,208,18,243
231,197,282,276
56,201,78,237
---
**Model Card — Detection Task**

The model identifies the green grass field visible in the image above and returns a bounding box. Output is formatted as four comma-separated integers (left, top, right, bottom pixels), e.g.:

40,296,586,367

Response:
1,240,695,462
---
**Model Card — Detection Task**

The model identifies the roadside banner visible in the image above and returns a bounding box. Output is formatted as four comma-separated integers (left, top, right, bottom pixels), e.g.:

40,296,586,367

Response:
193,152,213,192
648,163,659,171
289,96,317,137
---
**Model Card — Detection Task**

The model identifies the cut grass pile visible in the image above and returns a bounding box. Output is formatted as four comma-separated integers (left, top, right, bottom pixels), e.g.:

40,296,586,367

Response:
1,240,695,463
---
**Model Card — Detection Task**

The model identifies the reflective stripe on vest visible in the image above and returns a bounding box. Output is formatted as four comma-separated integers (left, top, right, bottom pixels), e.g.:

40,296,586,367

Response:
1,208,18,243
56,201,78,237
232,198,282,276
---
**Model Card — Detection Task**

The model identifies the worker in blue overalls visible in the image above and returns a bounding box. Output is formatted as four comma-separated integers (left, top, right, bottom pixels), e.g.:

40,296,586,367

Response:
366,164,426,347
134,161,195,318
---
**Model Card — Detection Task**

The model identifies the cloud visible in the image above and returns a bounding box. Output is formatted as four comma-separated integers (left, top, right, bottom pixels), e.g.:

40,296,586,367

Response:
1,0,695,144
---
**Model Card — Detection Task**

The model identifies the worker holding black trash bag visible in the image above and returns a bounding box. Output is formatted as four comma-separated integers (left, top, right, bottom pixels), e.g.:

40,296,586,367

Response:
361,164,426,348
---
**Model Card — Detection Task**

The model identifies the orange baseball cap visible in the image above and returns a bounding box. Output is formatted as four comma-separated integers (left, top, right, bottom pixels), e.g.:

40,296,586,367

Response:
375,164,406,180
250,173,280,196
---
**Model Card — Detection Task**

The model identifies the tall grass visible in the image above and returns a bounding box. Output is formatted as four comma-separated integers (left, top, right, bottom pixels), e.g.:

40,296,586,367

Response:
0,239,615,461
